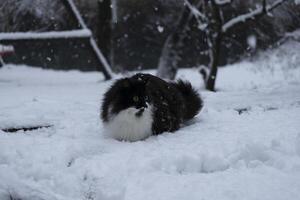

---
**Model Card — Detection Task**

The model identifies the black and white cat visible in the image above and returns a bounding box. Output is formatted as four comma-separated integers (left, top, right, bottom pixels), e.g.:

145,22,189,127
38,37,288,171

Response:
101,73,203,142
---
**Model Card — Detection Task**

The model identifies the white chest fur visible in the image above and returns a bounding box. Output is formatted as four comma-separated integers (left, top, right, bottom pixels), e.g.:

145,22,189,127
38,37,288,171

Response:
104,105,153,142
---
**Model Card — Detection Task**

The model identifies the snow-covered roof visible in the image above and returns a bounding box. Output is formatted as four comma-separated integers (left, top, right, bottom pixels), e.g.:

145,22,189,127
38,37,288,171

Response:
0,29,91,40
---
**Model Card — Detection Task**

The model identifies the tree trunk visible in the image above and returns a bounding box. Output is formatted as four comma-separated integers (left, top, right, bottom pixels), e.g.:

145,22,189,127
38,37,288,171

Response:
156,4,192,80
156,33,181,80
204,0,223,91
206,33,222,91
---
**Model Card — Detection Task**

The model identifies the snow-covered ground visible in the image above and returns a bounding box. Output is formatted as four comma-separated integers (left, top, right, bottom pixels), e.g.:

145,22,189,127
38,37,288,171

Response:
1,40,300,200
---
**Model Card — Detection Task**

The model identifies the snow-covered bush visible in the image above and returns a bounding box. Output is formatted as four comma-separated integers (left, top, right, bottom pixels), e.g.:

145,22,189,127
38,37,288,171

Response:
0,0,70,32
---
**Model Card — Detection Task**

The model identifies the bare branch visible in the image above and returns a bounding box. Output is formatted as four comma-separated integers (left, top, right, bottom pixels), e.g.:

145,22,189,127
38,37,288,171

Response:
222,0,288,33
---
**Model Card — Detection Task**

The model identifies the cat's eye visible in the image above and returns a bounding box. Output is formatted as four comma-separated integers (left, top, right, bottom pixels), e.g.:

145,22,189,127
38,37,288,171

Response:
133,96,139,102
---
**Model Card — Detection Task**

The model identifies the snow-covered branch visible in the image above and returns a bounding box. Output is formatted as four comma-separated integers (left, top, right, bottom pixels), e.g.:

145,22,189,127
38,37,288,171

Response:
184,0,208,30
266,0,288,12
222,0,288,32
184,0,206,21
222,7,263,32
215,0,231,5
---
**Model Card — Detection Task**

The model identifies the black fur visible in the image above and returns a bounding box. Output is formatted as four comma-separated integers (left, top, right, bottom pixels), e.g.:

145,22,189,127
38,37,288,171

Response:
101,73,203,135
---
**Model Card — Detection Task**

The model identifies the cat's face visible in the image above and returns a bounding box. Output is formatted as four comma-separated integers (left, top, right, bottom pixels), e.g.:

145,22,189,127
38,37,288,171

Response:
110,75,150,117
104,74,154,141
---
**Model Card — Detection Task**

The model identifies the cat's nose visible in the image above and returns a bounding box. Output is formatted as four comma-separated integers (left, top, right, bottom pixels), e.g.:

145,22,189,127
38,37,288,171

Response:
136,102,147,109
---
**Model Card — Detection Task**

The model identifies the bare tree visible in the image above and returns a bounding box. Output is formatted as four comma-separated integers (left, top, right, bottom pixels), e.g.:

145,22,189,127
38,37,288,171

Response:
157,0,289,91
202,0,288,91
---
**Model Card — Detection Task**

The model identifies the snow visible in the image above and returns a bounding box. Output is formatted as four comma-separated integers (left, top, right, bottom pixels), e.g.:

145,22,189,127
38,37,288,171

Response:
0,30,91,40
1,40,300,200
157,25,164,33
286,29,300,40
247,35,257,49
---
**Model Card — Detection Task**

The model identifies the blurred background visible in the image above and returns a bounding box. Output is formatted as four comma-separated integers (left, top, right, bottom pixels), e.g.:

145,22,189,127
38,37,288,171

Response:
0,0,300,73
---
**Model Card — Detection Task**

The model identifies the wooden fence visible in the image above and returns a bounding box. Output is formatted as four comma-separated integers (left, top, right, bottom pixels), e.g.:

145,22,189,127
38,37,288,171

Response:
0,30,113,79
